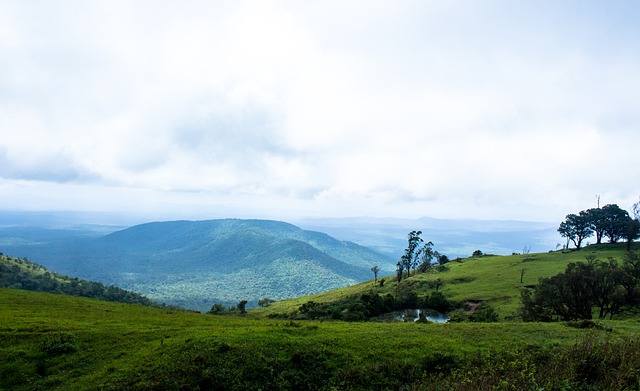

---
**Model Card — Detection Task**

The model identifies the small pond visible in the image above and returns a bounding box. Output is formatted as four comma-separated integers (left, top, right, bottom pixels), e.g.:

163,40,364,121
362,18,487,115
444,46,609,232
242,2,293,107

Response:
380,309,450,323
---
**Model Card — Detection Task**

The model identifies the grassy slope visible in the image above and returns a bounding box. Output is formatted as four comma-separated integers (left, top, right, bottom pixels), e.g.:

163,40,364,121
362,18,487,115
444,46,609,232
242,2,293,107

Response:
253,243,640,318
3,288,640,390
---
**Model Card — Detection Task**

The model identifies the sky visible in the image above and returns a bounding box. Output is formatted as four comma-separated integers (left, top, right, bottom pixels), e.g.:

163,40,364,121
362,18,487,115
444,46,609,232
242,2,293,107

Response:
1,0,639,223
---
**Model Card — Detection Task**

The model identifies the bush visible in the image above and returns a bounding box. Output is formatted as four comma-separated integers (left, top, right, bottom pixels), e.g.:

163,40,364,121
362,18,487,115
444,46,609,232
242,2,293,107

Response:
39,332,78,355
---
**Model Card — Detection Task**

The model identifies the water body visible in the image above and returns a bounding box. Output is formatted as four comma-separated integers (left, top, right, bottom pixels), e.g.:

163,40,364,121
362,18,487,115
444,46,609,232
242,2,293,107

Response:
392,309,449,323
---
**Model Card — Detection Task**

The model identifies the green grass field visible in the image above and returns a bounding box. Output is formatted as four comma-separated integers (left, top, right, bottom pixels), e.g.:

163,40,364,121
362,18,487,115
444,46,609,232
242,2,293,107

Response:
254,243,639,318
2,285,640,390
3,243,640,389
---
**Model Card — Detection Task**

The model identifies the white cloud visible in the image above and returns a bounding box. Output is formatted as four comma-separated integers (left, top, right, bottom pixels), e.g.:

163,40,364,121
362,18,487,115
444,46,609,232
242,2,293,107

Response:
1,0,639,222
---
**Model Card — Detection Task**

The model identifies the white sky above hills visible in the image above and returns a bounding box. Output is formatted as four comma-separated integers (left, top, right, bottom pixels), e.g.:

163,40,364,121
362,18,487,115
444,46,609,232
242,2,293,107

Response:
1,0,639,222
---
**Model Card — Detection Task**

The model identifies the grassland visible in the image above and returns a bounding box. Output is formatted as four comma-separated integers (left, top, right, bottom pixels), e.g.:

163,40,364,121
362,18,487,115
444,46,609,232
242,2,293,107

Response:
254,243,640,318
2,286,640,390
3,244,640,389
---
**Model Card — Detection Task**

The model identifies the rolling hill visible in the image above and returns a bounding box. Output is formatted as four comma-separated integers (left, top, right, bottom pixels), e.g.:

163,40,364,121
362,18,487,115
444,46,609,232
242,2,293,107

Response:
0,219,395,311
253,243,640,319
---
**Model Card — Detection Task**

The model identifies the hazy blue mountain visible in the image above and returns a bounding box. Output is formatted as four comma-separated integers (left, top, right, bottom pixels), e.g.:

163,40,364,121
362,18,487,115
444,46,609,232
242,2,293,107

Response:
0,218,395,312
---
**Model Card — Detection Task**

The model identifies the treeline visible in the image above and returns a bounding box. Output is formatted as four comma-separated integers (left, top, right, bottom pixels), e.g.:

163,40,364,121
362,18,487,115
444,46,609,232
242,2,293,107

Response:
558,203,640,250
522,251,640,321
0,254,156,307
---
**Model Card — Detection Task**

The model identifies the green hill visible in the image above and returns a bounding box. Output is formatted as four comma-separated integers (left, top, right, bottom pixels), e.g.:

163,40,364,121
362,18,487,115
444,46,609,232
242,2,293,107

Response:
2,287,640,390
0,219,395,311
0,254,155,306
254,243,640,319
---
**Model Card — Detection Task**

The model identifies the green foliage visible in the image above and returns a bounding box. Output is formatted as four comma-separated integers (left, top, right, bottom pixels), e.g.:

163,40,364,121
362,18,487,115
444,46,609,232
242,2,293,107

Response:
258,297,275,307
559,211,593,249
522,253,640,321
0,254,156,306
39,332,78,356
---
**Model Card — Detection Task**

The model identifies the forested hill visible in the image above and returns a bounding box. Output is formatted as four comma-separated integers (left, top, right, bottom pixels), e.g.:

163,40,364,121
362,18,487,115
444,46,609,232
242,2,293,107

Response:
0,254,155,306
0,219,396,312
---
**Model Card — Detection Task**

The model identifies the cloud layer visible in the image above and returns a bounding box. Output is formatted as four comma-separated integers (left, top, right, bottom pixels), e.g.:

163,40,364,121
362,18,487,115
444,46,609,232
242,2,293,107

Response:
1,0,639,221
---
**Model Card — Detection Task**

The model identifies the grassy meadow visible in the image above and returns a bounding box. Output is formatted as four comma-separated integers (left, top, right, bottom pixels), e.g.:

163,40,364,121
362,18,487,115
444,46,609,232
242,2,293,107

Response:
3,243,640,389
255,243,640,318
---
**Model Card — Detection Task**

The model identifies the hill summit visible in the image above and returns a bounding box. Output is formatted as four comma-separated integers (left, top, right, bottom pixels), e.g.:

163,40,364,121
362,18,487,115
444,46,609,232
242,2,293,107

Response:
1,219,395,311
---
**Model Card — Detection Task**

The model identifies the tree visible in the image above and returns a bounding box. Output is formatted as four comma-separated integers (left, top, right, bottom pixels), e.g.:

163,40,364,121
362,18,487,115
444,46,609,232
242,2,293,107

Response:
601,204,630,243
370,265,379,284
585,207,606,244
624,218,640,251
472,250,484,257
401,231,423,278
258,297,274,307
558,212,593,249
396,262,403,282
437,254,450,265
208,303,225,314
237,300,248,314
417,242,435,273
521,255,640,321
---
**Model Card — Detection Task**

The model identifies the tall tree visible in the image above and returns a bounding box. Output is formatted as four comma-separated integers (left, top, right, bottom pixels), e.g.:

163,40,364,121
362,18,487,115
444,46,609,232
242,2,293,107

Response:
558,212,593,249
624,218,640,251
585,207,606,244
417,241,435,272
370,265,379,284
601,204,630,243
402,231,423,278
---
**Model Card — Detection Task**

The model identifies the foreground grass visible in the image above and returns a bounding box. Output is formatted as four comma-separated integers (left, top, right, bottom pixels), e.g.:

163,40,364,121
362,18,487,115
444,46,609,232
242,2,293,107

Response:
3,288,640,390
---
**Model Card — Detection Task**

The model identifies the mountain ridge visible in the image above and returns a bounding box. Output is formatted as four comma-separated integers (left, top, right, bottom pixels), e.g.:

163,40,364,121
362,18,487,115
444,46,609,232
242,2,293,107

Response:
0,218,395,311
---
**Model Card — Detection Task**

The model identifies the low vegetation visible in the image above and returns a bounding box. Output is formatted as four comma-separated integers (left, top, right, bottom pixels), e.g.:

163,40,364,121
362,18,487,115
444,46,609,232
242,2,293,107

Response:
3,288,640,390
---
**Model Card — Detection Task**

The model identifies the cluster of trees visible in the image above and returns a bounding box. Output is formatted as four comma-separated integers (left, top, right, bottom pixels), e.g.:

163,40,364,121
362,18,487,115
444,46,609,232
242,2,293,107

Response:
522,252,640,321
558,203,640,250
0,255,156,307
396,231,449,282
294,287,454,322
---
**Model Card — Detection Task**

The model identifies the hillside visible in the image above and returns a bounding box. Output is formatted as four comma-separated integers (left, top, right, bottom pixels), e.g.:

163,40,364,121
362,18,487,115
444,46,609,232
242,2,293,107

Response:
0,219,395,312
254,243,640,319
2,288,640,390
0,254,155,306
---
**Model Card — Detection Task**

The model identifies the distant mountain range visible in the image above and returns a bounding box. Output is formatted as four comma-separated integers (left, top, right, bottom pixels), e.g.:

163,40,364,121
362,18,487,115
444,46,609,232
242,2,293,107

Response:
0,218,395,311
294,216,561,258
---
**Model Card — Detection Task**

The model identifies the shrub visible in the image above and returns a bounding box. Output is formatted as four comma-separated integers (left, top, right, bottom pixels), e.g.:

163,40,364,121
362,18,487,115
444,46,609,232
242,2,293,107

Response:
39,332,78,355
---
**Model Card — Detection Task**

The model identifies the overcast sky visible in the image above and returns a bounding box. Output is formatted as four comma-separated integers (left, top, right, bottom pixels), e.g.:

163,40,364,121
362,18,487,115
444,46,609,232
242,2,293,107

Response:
1,0,639,222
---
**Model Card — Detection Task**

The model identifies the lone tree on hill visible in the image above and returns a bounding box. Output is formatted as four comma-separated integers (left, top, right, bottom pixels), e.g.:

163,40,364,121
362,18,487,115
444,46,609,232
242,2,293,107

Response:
402,230,424,278
371,265,379,284
558,211,592,249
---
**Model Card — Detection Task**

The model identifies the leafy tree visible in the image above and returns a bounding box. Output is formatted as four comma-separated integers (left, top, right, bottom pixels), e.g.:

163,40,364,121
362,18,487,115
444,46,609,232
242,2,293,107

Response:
584,207,606,244
624,218,640,251
237,300,248,314
601,204,630,243
396,261,403,282
258,297,275,307
401,231,423,278
558,212,593,249
437,254,450,265
208,303,225,314
370,265,379,284
472,250,484,257
521,255,640,321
